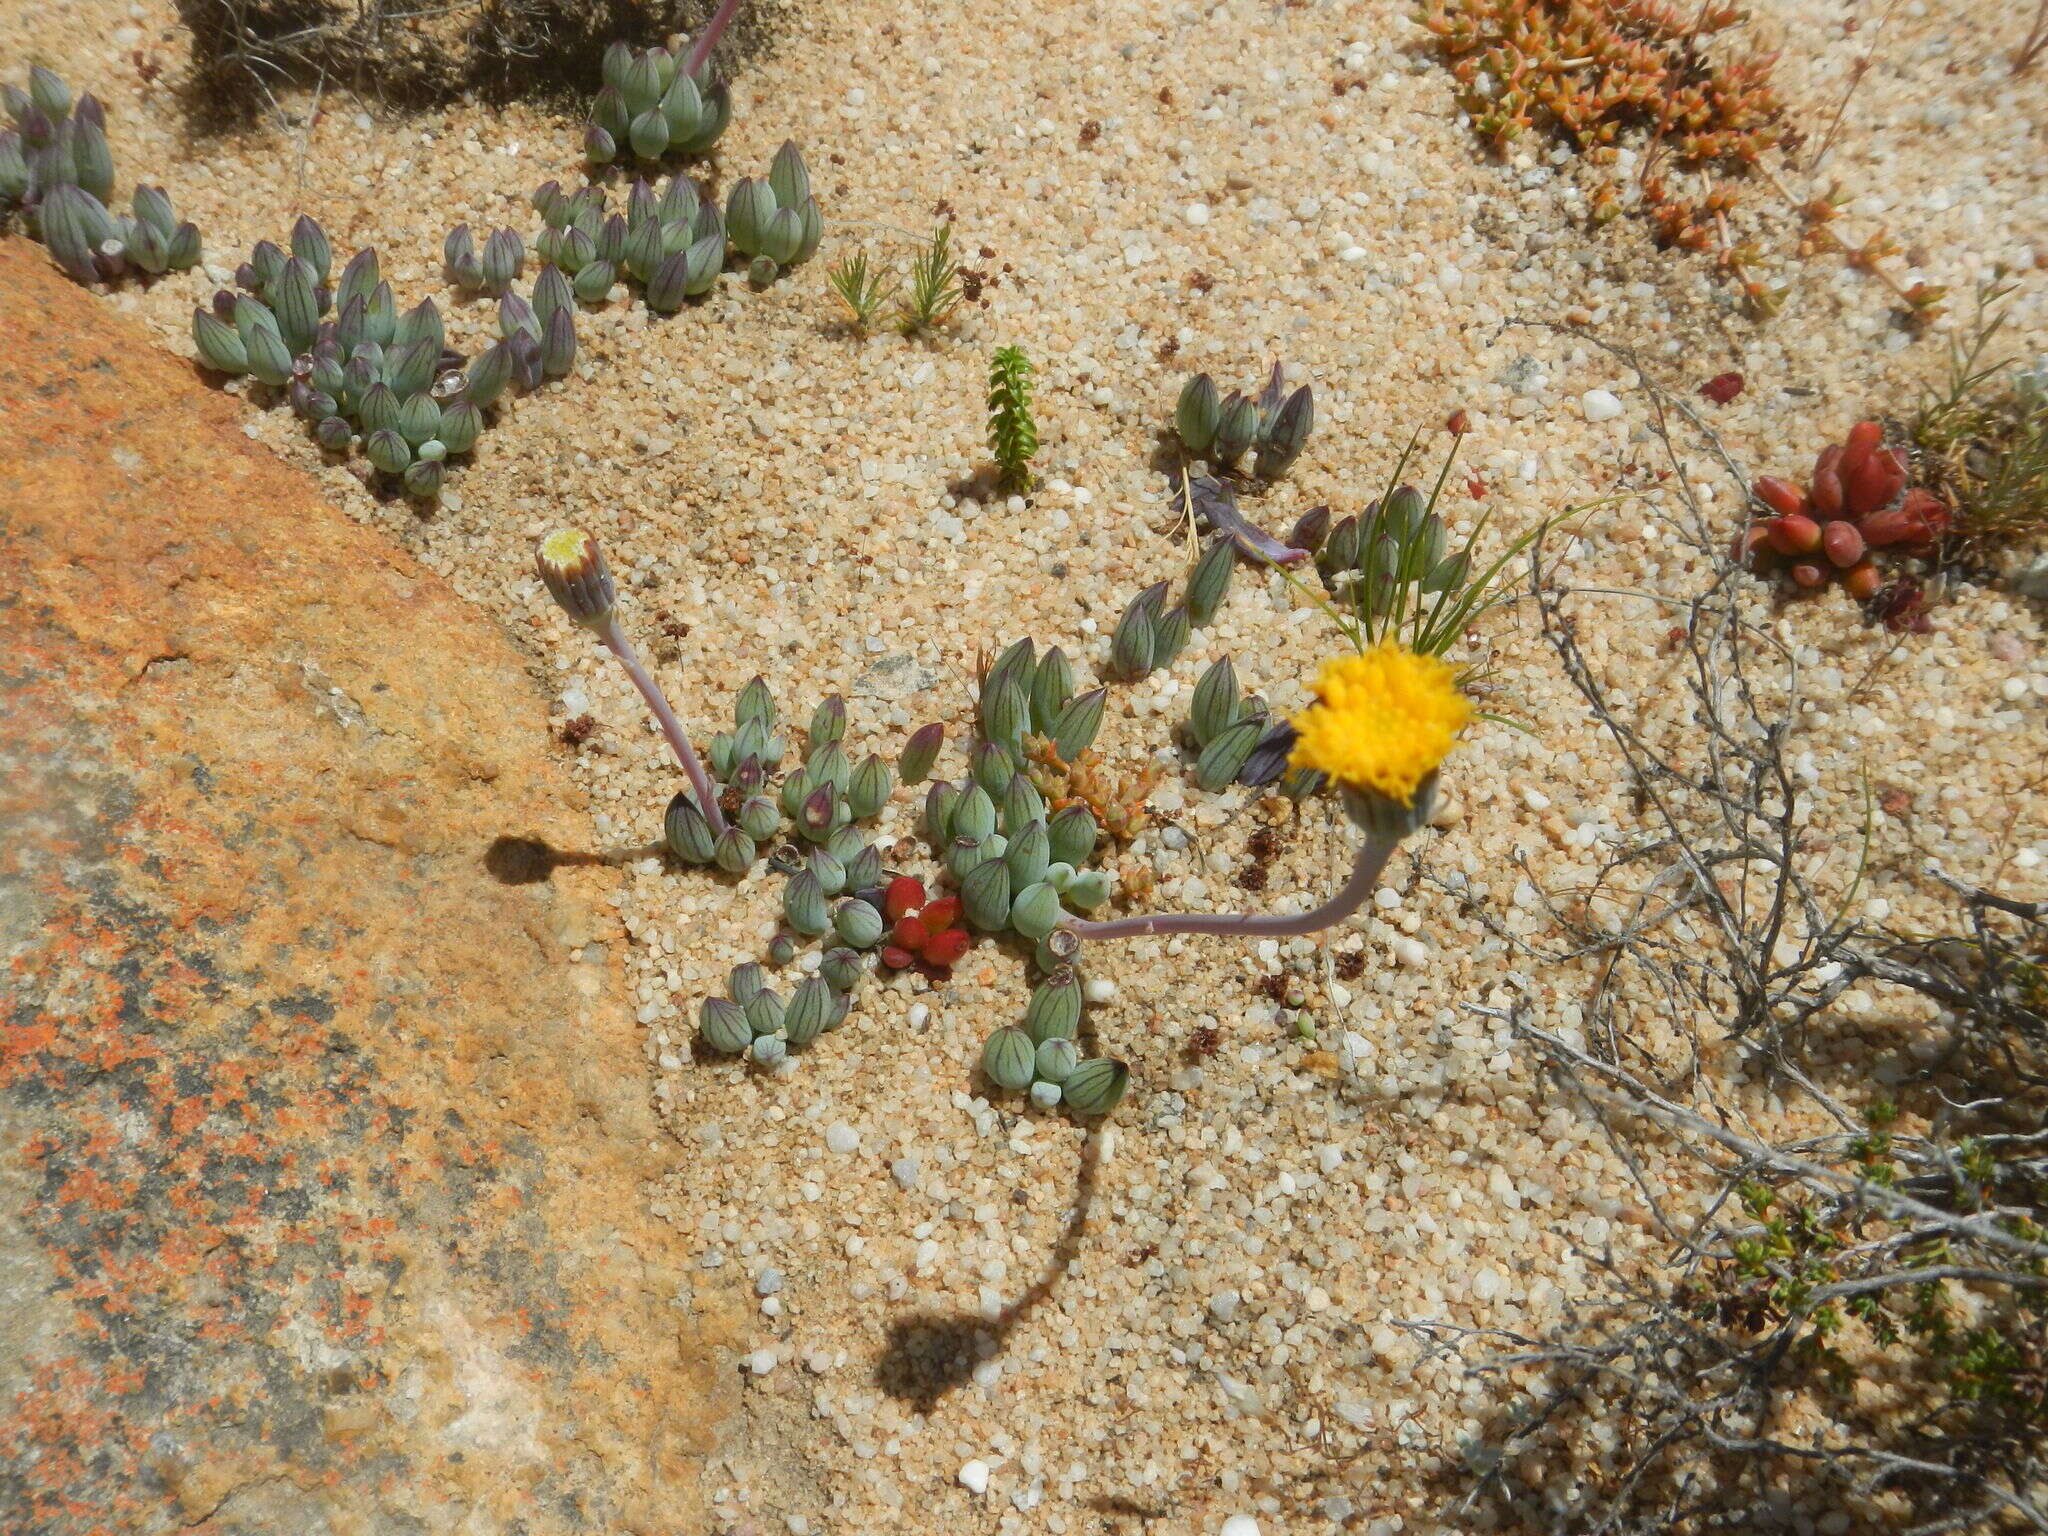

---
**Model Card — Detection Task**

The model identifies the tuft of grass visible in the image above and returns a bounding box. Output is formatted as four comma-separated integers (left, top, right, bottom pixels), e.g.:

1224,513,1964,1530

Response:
1908,275,2048,563
825,247,896,330
986,344,1038,492
898,222,963,334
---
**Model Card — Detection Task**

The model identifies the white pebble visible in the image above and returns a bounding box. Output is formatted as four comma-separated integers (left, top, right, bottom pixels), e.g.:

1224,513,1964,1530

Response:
891,1156,922,1191
755,1267,784,1296
1083,978,1117,1003
747,1348,778,1376
1373,887,1401,910
825,1122,860,1154
1581,389,1624,422
1185,202,1210,225
958,1459,991,1495
2002,677,2029,702
1221,1517,1262,1536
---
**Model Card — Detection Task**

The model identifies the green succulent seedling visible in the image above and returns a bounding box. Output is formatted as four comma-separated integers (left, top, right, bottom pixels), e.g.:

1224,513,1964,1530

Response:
826,246,897,330
726,141,823,286
987,344,1039,492
899,222,963,334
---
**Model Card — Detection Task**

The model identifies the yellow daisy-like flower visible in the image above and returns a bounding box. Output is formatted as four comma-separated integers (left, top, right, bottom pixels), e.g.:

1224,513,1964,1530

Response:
1288,643,1470,806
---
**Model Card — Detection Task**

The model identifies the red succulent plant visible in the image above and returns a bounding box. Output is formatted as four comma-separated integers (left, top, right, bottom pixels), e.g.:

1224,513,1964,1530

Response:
879,876,973,973
1736,419,1950,631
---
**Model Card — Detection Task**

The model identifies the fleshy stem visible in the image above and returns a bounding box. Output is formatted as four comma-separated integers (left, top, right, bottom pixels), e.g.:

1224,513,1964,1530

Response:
682,0,746,80
597,615,728,836
1064,831,1397,943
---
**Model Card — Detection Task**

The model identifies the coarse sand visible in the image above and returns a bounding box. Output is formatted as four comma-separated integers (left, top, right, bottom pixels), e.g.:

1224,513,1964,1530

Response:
4,0,2047,1529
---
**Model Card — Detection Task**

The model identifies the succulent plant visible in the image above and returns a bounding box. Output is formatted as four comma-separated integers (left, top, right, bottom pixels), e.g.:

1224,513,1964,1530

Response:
1060,1057,1130,1116
879,876,972,972
1175,361,1314,479
725,141,823,286
1736,420,1950,632
987,344,1039,492
584,29,734,168
444,224,526,296
3,69,202,285
533,173,725,314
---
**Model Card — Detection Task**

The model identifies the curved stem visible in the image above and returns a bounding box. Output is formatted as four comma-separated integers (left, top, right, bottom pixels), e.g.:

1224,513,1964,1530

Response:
599,619,728,836
681,0,746,79
1065,833,1398,944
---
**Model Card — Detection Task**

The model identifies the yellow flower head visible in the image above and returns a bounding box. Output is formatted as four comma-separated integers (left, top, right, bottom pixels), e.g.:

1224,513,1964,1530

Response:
1288,643,1470,806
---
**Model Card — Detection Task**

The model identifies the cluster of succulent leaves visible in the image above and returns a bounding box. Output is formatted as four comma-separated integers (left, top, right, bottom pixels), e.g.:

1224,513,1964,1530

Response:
1715,1104,2048,1417
524,172,726,311
725,141,824,286
1297,435,1531,671
981,968,1127,1116
585,38,731,168
987,345,1039,491
2,67,200,284
192,229,578,500
1174,362,1314,481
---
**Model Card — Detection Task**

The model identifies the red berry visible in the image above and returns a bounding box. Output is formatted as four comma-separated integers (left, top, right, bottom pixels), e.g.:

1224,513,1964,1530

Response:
884,875,926,923
920,895,962,932
892,914,931,950
1700,371,1744,404
1752,475,1808,519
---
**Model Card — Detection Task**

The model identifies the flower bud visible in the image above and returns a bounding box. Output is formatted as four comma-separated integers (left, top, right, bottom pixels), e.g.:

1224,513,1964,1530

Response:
1175,372,1220,455
769,140,812,209
847,754,893,818
951,783,997,842
980,678,1030,751
970,738,1015,798
783,870,830,936
738,796,779,842
535,528,616,629
808,742,851,795
961,860,1012,932
365,427,412,475
1049,687,1107,763
1109,590,1157,682
1288,504,1332,555
749,1034,787,1069
982,1026,1038,1092
743,987,785,1038
1034,1037,1081,1085
783,976,833,1046
713,826,756,873
1060,1058,1129,1116
834,898,884,950
924,780,961,845
1009,882,1064,941
1005,819,1050,889
798,784,840,843
1046,804,1098,866
1212,392,1259,466
1254,384,1313,480
1029,647,1073,735
1188,656,1240,747
540,305,577,378
821,947,863,992
1024,968,1082,1043
1194,713,1264,792
729,962,766,1004
899,722,944,785
700,995,752,1054
808,849,847,898
481,227,524,292
808,693,846,748
667,793,717,863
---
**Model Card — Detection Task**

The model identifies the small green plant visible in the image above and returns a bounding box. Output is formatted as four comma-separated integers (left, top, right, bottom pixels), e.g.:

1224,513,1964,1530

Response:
899,222,964,333
193,229,572,501
531,174,725,313
2,67,202,284
1174,362,1313,480
443,224,526,297
825,247,897,329
583,3,739,168
1908,275,2048,564
726,141,824,287
987,344,1039,491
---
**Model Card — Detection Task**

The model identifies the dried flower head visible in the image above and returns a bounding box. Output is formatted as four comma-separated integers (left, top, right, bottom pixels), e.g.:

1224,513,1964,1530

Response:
1288,644,1470,808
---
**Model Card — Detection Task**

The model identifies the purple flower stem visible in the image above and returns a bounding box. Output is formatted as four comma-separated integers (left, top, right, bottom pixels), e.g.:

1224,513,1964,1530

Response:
598,617,728,836
682,0,747,78
1065,832,1397,944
